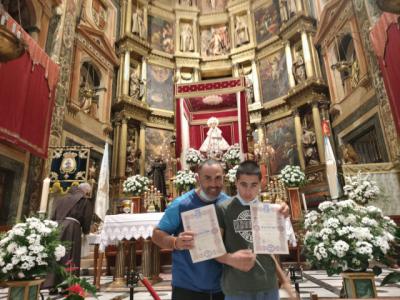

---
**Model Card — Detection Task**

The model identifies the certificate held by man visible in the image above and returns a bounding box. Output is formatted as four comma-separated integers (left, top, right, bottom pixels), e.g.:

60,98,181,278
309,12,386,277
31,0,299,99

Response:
250,202,288,254
181,205,226,263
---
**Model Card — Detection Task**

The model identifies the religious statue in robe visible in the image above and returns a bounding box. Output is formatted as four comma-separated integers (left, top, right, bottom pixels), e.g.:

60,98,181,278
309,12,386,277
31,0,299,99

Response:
234,15,250,47
199,117,230,159
148,156,167,196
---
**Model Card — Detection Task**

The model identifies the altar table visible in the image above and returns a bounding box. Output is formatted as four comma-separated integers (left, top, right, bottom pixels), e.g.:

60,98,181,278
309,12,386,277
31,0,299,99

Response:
96,213,164,289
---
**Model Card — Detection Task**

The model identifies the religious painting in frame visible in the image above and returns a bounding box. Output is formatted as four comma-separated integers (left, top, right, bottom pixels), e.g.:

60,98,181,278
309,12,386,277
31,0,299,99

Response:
254,1,280,44
146,64,174,111
265,116,299,175
144,127,174,180
259,48,290,102
199,0,227,14
200,24,230,57
148,15,174,54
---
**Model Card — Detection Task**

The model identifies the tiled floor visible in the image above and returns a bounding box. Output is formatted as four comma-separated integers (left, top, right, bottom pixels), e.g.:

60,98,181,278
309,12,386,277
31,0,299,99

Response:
1,269,399,299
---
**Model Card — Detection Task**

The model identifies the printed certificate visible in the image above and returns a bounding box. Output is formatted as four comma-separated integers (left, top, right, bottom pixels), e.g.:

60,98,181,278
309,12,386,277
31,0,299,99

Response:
181,205,226,263
250,203,288,254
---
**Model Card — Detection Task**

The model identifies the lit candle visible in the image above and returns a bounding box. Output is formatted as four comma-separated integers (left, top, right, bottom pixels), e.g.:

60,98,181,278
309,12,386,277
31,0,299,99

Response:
0,15,6,25
301,193,308,213
11,22,16,33
39,177,51,213
16,31,21,39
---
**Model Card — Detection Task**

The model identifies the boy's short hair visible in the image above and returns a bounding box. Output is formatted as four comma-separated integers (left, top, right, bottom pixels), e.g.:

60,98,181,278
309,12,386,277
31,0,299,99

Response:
236,160,261,180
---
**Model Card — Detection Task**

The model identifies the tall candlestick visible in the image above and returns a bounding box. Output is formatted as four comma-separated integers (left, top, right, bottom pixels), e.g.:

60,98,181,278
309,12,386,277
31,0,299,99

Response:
301,193,308,213
39,177,51,213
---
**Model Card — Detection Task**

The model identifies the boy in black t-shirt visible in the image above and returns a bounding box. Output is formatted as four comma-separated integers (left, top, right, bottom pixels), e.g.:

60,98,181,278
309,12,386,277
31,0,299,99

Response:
216,160,296,300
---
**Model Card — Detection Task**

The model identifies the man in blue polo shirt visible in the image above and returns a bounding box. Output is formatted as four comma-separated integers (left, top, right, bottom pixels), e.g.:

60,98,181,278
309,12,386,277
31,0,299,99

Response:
152,159,257,300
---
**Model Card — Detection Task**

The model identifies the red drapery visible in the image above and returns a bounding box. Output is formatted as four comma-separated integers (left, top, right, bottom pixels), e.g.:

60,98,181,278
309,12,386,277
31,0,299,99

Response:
175,78,248,160
370,14,400,134
0,11,59,158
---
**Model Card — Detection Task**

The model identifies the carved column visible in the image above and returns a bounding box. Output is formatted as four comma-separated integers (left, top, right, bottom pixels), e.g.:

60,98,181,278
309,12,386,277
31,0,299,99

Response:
301,31,314,79
295,0,303,13
141,58,147,102
118,118,128,178
309,34,322,79
139,124,146,175
112,121,121,178
142,239,152,278
194,68,200,82
192,19,198,53
229,15,235,48
117,55,124,98
176,67,181,83
246,11,254,45
285,42,296,88
312,101,325,163
109,242,126,288
175,17,180,53
294,110,306,169
122,51,131,96
125,0,132,36
143,6,148,38
233,63,239,77
152,243,161,281
120,0,127,37
251,60,261,103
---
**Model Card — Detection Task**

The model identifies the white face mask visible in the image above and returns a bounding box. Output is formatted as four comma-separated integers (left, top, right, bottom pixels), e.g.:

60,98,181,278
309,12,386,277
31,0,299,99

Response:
199,189,218,203
236,194,259,206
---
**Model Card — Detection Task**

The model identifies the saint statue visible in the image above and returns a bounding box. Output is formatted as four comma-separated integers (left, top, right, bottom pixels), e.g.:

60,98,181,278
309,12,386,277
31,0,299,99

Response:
126,141,141,176
292,50,306,84
234,15,250,47
209,28,223,56
199,117,230,159
130,69,144,100
132,8,145,39
302,126,319,166
180,23,194,52
148,156,167,196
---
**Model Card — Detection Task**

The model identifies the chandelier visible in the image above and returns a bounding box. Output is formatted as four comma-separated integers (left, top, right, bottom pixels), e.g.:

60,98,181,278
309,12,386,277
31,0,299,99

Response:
202,94,223,105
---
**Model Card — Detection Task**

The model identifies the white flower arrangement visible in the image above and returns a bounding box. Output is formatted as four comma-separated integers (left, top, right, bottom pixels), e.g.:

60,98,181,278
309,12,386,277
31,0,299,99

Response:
0,217,66,280
174,169,197,191
343,172,380,205
122,174,150,196
304,200,397,276
222,144,241,166
185,148,203,166
227,165,239,184
279,165,306,187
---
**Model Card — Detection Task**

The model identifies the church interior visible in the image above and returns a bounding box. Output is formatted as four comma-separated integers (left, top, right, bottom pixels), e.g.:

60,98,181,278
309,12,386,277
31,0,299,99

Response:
0,0,400,299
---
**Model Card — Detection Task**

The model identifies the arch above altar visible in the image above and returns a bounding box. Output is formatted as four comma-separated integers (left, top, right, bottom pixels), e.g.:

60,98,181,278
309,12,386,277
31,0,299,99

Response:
174,77,249,169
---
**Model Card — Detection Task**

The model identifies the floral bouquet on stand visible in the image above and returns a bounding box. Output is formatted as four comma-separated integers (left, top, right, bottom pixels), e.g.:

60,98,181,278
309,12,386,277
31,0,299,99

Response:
303,199,397,276
343,172,380,205
279,165,306,187
222,144,241,168
0,217,66,281
185,148,203,168
174,170,196,192
122,174,150,196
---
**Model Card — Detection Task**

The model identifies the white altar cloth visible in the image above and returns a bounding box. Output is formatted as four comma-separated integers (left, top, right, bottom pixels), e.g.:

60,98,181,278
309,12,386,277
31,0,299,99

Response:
99,213,164,251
